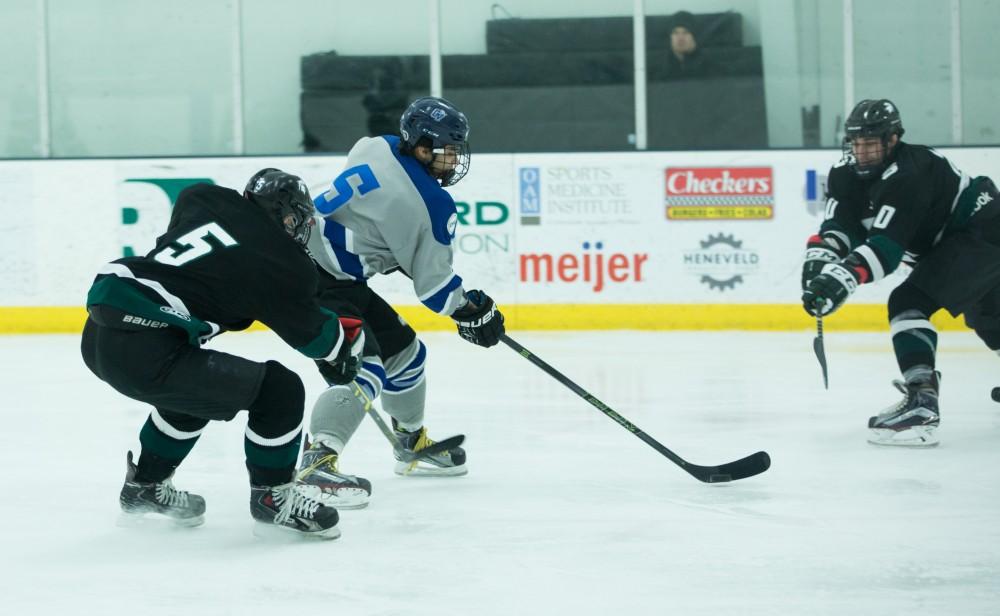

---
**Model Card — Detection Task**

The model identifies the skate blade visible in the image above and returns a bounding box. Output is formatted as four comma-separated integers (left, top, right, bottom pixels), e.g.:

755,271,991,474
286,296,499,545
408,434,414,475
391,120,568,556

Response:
393,461,468,477
312,487,370,510
252,521,341,541
116,511,205,529
867,426,940,448
304,484,370,511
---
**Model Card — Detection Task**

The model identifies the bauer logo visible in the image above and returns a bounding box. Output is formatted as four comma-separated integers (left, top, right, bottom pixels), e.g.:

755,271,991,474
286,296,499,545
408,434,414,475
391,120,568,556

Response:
519,241,649,293
518,167,541,225
683,233,759,291
665,167,773,220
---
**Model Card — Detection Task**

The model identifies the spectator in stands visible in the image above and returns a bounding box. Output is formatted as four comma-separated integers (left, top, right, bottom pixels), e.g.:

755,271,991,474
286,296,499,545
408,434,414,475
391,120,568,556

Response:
362,61,408,137
665,10,713,78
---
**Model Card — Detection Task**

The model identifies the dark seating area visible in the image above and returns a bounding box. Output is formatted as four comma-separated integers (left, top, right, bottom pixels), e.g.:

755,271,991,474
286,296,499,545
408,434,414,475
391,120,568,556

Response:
301,12,766,153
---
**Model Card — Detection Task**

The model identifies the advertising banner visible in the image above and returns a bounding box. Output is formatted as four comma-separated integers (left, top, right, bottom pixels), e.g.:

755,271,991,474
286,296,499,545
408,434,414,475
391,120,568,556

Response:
3,147,999,331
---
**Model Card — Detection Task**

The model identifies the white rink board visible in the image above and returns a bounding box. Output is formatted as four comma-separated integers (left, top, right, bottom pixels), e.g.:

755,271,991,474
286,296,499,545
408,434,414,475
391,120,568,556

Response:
2,147,999,307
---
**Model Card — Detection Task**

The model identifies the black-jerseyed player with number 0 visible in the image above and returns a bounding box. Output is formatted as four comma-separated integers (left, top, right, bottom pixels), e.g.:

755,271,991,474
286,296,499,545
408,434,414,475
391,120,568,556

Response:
802,99,1000,447
81,168,364,538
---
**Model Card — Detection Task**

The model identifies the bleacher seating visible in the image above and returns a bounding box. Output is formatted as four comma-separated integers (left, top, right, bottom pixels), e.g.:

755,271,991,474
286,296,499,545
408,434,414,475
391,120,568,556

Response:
300,12,766,152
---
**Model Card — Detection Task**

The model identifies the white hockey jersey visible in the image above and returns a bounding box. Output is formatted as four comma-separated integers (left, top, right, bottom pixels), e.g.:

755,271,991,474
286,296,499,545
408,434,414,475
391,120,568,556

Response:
307,135,466,316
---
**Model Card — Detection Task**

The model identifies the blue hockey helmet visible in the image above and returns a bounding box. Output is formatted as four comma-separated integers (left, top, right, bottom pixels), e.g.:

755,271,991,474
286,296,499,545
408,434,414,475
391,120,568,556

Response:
399,96,470,186
244,168,314,245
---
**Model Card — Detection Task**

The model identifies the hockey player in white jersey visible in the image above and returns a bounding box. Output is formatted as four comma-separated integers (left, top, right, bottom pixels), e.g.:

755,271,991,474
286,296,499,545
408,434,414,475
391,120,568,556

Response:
296,97,506,507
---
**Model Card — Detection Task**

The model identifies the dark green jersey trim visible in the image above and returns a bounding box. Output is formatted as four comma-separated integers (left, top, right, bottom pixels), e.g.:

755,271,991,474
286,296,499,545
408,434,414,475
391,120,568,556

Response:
819,219,865,251
295,307,342,359
867,234,905,274
946,176,992,236
86,275,213,345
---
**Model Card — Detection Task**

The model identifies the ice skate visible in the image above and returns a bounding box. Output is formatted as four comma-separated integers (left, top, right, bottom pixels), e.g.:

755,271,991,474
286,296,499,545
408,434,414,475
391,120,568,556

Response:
119,451,206,527
297,439,372,509
867,373,940,447
393,422,467,477
250,482,340,539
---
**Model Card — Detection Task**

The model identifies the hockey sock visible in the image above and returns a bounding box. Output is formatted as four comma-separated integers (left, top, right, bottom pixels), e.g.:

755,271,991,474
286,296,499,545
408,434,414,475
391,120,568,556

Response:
245,361,304,486
137,408,208,481
383,339,426,431
888,282,941,377
890,309,938,376
309,385,366,452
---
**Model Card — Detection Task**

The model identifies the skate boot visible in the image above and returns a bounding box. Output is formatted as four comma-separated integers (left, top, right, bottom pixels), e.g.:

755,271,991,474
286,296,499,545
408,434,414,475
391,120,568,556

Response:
393,421,467,477
297,438,372,509
250,482,340,539
868,372,940,447
119,451,206,527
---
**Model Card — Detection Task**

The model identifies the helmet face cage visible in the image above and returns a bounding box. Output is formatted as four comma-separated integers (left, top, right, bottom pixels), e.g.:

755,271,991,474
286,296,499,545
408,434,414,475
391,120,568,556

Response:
280,199,313,246
431,143,471,187
245,168,315,246
841,99,904,179
399,96,471,186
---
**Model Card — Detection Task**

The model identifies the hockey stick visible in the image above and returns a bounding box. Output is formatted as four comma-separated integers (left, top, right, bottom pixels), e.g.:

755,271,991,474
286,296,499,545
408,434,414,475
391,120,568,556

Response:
500,335,770,483
351,382,464,463
813,316,829,389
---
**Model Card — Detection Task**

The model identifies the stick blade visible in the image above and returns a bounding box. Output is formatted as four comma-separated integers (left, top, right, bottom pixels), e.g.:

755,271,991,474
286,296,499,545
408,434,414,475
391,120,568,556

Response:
813,335,829,389
689,451,771,483
397,434,466,463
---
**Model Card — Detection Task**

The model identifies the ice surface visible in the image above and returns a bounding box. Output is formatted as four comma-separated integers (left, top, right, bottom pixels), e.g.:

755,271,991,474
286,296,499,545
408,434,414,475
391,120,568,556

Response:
2,330,998,615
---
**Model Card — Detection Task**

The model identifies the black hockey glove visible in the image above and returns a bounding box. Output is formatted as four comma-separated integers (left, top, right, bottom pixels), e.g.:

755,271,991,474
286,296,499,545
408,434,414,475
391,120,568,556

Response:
801,234,841,291
317,316,365,385
802,263,859,317
452,290,505,348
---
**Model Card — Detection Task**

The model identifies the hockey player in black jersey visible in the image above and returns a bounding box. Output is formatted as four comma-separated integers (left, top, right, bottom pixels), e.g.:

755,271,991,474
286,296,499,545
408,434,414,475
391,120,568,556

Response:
81,168,365,538
801,99,1000,447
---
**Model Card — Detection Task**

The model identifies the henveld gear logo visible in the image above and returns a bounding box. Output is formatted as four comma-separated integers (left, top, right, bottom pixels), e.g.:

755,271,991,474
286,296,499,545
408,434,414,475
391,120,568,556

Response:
683,233,760,291
519,241,649,293
665,167,773,220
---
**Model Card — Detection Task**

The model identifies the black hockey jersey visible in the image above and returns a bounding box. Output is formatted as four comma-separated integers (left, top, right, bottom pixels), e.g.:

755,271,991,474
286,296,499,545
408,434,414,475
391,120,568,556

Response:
820,142,973,283
86,183,344,359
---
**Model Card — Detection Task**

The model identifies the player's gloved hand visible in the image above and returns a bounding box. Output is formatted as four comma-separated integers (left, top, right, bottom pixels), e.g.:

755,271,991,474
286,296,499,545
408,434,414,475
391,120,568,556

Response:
801,234,841,291
802,263,859,317
452,290,505,348
317,316,365,385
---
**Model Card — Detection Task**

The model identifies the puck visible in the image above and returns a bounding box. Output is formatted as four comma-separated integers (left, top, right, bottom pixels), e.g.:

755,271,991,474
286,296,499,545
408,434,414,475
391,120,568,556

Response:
992,387,1000,403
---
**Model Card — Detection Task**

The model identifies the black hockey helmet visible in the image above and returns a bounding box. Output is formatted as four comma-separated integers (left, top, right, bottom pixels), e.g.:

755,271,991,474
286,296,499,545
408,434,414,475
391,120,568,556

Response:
842,99,905,179
244,168,314,245
399,96,470,186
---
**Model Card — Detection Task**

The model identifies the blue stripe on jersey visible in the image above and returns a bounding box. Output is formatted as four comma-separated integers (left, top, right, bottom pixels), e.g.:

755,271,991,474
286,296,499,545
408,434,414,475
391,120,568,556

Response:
382,135,457,246
321,219,365,280
421,274,463,313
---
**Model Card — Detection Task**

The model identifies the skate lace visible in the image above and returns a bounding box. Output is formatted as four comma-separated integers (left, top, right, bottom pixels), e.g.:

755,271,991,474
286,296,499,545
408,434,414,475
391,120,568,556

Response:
889,380,910,412
402,428,437,474
884,380,937,418
155,479,189,508
272,484,322,524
